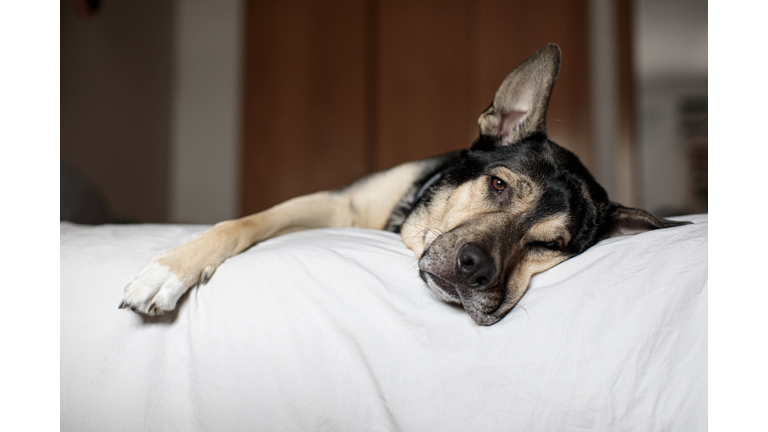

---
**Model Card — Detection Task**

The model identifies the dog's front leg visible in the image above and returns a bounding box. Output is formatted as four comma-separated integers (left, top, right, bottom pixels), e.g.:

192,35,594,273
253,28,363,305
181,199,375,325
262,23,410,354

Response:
120,191,356,315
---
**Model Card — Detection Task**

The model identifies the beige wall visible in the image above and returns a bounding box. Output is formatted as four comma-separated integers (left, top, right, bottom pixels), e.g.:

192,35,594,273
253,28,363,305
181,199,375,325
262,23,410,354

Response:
61,0,174,223
635,0,707,215
169,0,243,224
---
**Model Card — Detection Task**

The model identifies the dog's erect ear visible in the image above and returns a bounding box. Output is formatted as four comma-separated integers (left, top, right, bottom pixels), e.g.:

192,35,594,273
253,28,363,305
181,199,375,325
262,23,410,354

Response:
478,44,561,145
600,204,692,240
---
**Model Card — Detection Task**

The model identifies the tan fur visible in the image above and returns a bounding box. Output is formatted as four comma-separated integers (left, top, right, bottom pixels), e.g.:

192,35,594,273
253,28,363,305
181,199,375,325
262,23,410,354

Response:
494,215,570,313
348,162,425,230
401,168,540,257
156,191,352,283
524,214,572,246
152,162,425,295
502,252,568,311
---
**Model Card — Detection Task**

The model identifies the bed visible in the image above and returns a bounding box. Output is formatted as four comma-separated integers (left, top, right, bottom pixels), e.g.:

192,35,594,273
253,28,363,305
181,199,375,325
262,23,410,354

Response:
60,214,707,431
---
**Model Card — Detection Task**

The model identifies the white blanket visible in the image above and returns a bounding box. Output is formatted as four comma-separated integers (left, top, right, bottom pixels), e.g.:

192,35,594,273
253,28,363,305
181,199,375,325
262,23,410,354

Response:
60,214,707,431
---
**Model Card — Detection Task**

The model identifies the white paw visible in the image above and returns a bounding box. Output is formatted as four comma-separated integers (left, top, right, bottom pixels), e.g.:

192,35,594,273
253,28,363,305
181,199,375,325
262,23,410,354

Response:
119,262,196,316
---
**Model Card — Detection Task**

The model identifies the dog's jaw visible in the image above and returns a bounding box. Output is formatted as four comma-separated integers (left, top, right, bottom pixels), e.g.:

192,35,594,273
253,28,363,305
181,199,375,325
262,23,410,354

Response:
421,270,510,326
420,272,461,303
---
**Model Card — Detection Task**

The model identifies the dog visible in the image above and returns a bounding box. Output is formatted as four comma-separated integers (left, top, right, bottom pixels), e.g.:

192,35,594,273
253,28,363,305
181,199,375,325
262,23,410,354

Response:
120,44,689,326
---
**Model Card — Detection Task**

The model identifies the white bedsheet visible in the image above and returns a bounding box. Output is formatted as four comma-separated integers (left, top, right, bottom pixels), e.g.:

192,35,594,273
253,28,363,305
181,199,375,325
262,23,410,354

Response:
60,214,707,431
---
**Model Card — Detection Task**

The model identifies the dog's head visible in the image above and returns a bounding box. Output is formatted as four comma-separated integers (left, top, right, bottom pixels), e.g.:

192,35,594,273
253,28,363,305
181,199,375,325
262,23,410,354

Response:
401,44,688,325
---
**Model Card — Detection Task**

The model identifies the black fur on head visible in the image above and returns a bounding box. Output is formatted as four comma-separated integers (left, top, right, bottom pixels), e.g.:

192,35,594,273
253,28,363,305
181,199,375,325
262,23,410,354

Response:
396,44,690,325
462,133,611,256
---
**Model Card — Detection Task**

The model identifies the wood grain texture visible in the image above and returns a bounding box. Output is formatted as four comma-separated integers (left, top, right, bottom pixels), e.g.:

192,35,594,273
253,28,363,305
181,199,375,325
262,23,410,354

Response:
241,0,368,214
241,0,592,214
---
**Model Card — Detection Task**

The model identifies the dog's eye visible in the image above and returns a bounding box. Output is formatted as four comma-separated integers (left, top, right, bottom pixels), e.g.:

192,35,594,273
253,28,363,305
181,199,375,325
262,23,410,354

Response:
490,177,507,193
532,241,562,251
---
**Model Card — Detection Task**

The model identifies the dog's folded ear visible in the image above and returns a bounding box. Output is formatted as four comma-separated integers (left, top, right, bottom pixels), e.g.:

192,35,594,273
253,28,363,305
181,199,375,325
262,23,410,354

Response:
599,204,692,240
478,44,561,145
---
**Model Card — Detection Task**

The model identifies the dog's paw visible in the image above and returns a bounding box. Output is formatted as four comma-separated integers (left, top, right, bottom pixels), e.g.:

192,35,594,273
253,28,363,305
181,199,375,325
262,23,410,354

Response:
119,261,214,316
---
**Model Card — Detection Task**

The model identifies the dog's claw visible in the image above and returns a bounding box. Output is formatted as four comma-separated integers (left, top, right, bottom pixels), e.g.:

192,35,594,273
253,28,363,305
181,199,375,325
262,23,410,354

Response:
148,303,157,314
201,265,215,285
118,301,127,309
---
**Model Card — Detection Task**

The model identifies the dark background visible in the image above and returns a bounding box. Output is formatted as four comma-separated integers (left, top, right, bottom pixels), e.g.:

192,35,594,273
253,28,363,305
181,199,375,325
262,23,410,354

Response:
60,0,707,224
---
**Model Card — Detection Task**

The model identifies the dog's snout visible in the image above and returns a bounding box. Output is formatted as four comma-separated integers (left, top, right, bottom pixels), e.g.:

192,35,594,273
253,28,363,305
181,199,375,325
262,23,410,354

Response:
456,243,497,288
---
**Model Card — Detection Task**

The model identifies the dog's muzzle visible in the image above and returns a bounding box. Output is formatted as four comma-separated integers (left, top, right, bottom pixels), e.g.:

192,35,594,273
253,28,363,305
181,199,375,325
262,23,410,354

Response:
419,241,506,325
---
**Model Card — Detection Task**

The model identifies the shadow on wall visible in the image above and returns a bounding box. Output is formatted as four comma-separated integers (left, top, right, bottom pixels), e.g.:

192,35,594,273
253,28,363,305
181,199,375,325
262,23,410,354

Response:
61,161,138,224
61,161,111,225
61,0,174,224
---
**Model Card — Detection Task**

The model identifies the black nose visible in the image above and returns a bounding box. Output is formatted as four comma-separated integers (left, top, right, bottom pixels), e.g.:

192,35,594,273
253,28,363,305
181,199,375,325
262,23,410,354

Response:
456,243,497,288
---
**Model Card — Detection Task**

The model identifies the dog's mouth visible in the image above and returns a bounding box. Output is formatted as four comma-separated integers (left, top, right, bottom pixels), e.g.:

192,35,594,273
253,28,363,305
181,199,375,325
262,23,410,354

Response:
421,272,461,302
421,271,507,326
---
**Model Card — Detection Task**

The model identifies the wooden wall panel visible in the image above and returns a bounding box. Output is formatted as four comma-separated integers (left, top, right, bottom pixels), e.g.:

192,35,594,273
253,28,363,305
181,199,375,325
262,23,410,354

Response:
241,0,592,214
375,0,591,171
376,0,471,169
241,0,368,214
